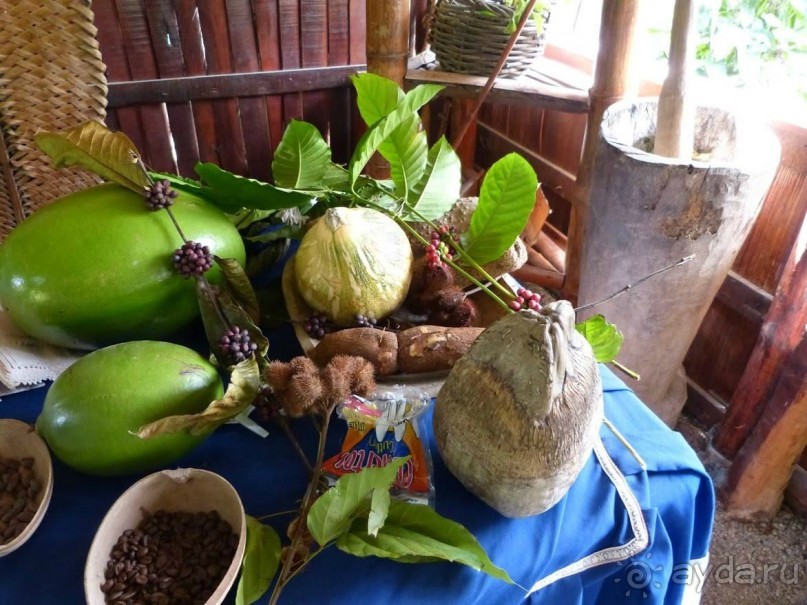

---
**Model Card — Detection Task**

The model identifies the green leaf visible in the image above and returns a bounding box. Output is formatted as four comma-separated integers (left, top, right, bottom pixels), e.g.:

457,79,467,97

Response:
403,136,461,221
244,224,304,243
379,115,429,203
307,457,408,546
352,73,405,126
195,162,314,213
271,120,332,190
196,282,269,368
575,315,624,363
235,516,281,605
149,171,206,196
348,84,444,185
230,208,276,230
34,121,150,194
462,153,538,265
214,257,261,324
135,356,261,438
322,163,351,191
337,500,513,583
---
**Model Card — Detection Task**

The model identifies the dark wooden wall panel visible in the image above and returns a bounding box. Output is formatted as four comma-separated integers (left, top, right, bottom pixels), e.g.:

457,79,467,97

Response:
144,1,200,176
93,0,366,180
683,300,761,403
733,121,807,291
300,0,330,137
278,0,304,121
115,0,176,172
197,0,249,175
328,0,352,163
253,0,284,164
93,0,147,157
174,0,223,169
226,0,273,181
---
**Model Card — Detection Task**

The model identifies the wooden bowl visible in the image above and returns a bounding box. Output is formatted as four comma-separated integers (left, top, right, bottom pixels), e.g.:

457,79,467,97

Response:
84,468,247,605
0,418,54,557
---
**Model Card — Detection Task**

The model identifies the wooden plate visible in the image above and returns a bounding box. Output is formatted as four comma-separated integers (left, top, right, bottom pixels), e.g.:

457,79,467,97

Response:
0,418,54,557
84,468,247,605
281,257,519,393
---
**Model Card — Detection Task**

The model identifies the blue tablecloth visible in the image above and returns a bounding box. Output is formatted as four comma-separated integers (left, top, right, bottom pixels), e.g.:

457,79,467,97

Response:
0,331,714,605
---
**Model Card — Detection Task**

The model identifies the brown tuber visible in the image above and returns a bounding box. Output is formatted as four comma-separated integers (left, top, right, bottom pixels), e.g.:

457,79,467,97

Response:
310,328,399,375
397,325,484,374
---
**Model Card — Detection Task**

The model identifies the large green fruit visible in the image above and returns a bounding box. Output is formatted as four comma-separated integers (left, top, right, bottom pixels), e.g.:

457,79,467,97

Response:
0,183,245,349
36,341,222,476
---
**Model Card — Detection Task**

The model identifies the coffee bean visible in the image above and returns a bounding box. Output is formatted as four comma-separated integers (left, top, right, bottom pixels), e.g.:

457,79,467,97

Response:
0,456,42,546
102,510,237,605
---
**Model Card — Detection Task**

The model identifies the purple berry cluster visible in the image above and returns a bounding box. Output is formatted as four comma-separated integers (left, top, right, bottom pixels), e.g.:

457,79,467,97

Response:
303,312,332,339
219,326,258,364
172,241,213,277
509,287,541,312
146,179,178,210
355,314,377,328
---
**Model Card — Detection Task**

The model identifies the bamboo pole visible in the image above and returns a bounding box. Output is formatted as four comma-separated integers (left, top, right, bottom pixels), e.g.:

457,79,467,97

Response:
564,0,645,302
654,0,697,158
366,0,410,86
365,0,411,178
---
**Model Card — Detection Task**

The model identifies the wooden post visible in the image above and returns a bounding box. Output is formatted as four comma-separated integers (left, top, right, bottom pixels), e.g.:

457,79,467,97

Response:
723,336,807,519
366,0,410,85
564,0,645,302
654,0,697,158
365,0,410,178
714,213,807,457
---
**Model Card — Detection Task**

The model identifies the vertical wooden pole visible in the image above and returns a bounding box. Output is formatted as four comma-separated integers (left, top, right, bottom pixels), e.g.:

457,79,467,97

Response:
654,0,697,158
365,0,410,177
366,0,410,86
564,0,645,302
723,336,807,519
714,214,807,457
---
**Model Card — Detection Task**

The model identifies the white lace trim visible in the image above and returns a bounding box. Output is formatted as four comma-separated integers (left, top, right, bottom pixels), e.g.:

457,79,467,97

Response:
0,309,82,393
525,430,650,597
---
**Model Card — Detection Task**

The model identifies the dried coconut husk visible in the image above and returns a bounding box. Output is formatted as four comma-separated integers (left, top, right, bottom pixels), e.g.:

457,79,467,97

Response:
433,301,603,518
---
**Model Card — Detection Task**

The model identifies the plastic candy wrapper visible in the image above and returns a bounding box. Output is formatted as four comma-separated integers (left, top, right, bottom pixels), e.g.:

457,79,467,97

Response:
323,387,435,506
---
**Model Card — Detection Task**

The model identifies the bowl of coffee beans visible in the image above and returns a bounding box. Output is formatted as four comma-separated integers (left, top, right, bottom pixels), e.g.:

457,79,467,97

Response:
0,418,54,556
84,468,246,605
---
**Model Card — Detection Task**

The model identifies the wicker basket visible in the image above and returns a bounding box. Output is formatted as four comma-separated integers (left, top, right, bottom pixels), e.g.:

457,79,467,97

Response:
428,0,553,78
0,0,108,240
